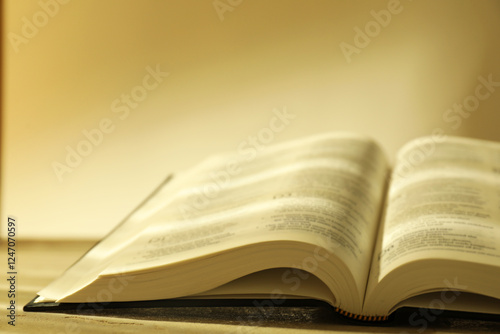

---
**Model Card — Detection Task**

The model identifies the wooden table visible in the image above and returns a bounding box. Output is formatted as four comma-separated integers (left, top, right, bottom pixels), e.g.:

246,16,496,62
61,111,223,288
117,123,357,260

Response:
2,241,500,333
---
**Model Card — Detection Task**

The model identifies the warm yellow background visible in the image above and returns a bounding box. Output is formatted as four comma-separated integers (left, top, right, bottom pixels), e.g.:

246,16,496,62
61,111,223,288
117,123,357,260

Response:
3,0,500,239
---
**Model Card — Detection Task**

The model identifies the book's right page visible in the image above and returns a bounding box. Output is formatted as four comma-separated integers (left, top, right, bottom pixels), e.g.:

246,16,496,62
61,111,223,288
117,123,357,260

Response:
364,135,500,317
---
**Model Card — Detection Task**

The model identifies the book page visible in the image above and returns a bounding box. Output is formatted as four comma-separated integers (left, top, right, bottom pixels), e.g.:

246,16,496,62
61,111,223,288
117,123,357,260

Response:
103,133,389,297
377,136,500,279
37,133,389,303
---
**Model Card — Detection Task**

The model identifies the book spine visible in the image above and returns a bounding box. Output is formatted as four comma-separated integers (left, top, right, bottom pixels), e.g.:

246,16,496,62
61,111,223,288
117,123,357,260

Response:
334,307,388,322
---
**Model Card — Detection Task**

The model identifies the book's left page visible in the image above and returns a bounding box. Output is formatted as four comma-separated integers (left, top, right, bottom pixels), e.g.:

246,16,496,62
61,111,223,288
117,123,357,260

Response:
32,133,389,315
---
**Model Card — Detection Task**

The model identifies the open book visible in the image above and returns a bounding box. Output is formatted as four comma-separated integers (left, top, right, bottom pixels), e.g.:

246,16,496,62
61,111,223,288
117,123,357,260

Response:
25,133,500,321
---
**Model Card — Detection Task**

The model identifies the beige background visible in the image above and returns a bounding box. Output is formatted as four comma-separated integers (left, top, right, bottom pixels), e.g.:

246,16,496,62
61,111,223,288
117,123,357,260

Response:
3,0,500,239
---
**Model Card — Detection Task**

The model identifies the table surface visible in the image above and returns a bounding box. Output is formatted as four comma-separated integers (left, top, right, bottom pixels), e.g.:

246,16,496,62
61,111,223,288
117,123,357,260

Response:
1,240,500,334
